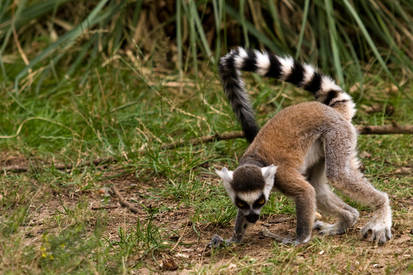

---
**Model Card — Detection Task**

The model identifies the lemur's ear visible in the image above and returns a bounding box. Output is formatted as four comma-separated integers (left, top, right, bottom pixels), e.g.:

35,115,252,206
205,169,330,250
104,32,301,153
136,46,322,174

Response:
261,165,277,198
261,164,277,179
215,167,235,200
216,167,233,183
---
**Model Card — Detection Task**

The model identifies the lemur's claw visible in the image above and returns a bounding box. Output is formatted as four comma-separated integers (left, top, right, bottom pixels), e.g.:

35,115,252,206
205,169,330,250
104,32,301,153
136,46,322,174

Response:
208,234,231,248
209,234,224,248
208,234,236,248
361,225,392,245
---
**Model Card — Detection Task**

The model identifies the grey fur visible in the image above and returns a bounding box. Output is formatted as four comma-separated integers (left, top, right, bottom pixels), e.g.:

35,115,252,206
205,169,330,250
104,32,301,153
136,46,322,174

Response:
212,102,392,247
212,48,392,248
308,160,359,235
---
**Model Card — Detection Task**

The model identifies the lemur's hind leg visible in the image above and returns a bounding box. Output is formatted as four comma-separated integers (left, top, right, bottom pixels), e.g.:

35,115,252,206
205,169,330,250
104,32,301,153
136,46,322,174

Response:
323,127,392,245
307,161,359,235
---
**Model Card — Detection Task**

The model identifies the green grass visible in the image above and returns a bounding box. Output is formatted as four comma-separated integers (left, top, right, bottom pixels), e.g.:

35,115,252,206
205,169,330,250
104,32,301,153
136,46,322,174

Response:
2,0,413,91
1,1,413,273
0,55,412,273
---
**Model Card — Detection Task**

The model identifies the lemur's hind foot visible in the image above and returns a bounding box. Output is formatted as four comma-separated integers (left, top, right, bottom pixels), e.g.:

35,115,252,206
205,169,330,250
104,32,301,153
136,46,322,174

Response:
361,204,392,245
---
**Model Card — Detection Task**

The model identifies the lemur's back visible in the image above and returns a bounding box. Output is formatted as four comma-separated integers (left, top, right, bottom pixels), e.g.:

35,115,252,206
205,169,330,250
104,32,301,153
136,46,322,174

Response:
243,101,353,169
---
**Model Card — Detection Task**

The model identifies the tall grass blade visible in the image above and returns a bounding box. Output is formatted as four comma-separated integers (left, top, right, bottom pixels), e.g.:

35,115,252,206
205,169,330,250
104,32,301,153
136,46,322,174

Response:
1,0,27,54
295,0,310,59
14,0,111,90
182,2,198,75
268,0,287,48
343,0,412,100
176,0,183,77
224,4,279,52
0,0,27,82
189,1,214,63
325,0,344,86
0,0,70,31
212,0,224,60
337,24,362,85
341,1,390,77
240,0,250,48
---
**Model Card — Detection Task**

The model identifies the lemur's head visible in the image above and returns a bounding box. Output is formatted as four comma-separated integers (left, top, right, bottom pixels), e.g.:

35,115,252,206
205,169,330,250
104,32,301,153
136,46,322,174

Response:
216,164,277,223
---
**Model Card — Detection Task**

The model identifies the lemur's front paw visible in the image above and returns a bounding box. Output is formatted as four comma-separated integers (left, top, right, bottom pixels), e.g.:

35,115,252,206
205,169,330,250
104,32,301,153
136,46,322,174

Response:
361,222,392,245
208,234,234,248
209,234,224,248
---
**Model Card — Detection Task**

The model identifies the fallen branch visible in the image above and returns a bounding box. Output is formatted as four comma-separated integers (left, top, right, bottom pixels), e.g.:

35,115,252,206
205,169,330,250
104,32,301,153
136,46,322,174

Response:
357,124,413,135
159,124,413,150
2,124,413,173
110,185,139,214
1,157,115,173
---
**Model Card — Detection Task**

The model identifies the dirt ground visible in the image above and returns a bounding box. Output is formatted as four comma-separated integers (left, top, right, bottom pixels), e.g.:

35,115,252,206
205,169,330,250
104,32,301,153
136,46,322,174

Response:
3,154,412,274
101,173,413,273
115,188,412,274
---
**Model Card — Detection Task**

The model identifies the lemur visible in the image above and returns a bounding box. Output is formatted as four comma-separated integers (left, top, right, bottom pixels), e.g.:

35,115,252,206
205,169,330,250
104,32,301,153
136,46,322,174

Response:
210,47,392,247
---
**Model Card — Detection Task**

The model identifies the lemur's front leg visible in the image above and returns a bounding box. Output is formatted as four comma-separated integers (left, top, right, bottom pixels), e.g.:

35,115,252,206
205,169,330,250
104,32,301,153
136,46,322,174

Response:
209,210,250,248
259,169,316,245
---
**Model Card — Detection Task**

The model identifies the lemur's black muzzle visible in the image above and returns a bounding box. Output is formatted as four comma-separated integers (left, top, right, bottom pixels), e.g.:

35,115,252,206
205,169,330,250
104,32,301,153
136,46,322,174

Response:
245,213,259,223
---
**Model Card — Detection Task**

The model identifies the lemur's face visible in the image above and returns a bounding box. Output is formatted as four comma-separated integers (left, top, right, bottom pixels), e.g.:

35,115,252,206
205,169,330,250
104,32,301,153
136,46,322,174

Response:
234,190,267,223
216,164,277,223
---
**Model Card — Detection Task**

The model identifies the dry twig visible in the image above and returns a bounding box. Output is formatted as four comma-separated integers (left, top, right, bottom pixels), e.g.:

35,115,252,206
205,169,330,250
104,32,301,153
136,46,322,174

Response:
2,157,115,173
110,185,139,214
91,205,118,210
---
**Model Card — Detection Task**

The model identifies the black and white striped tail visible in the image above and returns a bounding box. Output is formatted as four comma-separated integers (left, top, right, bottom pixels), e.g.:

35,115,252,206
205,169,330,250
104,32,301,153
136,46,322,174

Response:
219,47,356,142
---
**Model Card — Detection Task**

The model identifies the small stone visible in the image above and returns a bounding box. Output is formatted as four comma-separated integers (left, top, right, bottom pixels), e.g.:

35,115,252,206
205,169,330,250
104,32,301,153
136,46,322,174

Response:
161,257,178,271
228,263,237,269
98,187,110,197
296,256,305,264
175,252,190,259
359,151,371,159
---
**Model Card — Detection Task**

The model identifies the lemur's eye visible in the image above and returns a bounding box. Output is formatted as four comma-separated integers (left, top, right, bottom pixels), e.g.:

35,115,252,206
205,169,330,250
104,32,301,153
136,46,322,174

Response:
235,198,249,209
253,196,266,208
237,202,246,208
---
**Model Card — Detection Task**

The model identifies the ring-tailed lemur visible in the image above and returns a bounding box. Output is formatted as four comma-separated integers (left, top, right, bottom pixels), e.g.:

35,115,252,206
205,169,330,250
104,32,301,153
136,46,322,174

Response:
210,47,392,246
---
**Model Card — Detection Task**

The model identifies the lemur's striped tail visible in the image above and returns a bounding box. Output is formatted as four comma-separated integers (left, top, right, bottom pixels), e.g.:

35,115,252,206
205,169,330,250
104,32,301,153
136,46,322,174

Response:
219,47,356,142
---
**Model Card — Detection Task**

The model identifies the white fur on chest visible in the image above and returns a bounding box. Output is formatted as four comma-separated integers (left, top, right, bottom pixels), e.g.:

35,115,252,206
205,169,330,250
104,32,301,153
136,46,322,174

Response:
300,140,324,174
